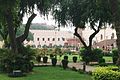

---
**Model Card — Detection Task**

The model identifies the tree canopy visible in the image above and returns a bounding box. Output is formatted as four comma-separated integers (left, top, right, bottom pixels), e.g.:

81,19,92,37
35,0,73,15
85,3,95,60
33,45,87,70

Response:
0,0,56,53
53,0,112,50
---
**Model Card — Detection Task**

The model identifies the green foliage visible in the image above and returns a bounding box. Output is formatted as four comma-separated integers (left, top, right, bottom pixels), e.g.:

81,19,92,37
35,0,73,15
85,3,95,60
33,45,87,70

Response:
16,26,33,41
0,46,35,73
30,23,54,30
112,48,119,64
98,58,106,66
92,48,103,61
53,0,112,27
80,47,90,63
92,66,120,80
54,47,62,56
80,48,103,63
73,56,77,63
35,48,49,58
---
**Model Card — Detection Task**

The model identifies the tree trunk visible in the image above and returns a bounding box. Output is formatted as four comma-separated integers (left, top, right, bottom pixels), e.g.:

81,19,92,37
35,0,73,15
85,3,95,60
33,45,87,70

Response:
109,0,120,65
88,20,102,49
115,22,120,65
5,9,18,53
74,27,87,48
16,13,36,43
16,13,36,53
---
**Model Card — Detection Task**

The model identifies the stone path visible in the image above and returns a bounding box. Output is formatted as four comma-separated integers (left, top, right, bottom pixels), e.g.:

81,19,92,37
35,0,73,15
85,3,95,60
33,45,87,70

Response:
35,60,96,72
68,62,96,72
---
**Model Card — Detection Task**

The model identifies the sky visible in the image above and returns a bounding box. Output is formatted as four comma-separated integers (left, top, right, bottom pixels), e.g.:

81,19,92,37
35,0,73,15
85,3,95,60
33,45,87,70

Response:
23,11,56,25
23,11,75,32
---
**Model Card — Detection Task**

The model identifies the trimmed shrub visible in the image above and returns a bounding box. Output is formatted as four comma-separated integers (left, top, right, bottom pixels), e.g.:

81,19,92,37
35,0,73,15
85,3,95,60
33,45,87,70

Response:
64,56,68,60
80,48,91,64
62,59,68,70
112,48,118,64
98,58,106,66
43,56,48,63
52,58,57,66
73,56,77,63
50,54,54,59
36,56,41,63
80,48,103,64
92,66,120,80
92,48,103,61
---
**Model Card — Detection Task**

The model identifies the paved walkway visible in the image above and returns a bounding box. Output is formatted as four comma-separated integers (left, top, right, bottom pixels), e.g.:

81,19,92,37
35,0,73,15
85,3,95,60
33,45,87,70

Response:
35,59,96,72
68,62,96,72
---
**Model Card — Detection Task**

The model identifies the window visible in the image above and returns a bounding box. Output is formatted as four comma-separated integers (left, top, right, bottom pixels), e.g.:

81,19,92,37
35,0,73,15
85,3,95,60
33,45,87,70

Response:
102,46,104,50
48,38,50,41
43,38,45,41
53,38,55,41
101,34,103,40
111,33,114,39
62,38,65,41
37,38,39,41
58,38,60,41
111,44,114,49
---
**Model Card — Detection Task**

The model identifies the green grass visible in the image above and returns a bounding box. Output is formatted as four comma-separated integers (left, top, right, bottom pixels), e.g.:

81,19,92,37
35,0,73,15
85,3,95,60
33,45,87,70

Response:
103,56,113,63
0,67,92,80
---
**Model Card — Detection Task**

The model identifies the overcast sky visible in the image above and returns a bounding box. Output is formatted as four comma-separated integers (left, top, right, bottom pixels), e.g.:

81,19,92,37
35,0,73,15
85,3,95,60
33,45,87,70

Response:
23,11,75,32
23,11,56,25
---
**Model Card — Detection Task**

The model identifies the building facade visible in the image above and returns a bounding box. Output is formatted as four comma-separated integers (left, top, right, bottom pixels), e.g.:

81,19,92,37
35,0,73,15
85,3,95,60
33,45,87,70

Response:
81,27,117,51
29,30,74,48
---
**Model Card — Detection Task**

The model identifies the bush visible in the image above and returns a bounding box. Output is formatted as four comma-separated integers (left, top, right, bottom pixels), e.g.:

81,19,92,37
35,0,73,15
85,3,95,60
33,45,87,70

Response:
91,48,103,62
92,66,120,80
43,56,48,63
73,56,77,63
36,56,41,63
64,56,68,60
62,59,68,70
103,52,112,56
50,54,54,59
0,46,35,73
98,58,106,66
80,48,91,64
80,48,103,64
52,58,57,66
112,48,118,64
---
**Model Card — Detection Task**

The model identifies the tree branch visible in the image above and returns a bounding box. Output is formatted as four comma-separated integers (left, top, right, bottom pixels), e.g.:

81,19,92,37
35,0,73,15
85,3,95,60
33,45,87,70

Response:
17,13,36,43
90,21,97,31
88,20,102,48
5,9,18,53
74,27,88,48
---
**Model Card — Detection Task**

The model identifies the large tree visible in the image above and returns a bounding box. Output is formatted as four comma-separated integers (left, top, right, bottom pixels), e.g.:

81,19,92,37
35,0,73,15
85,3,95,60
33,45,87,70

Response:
53,0,111,62
0,0,55,54
109,0,120,65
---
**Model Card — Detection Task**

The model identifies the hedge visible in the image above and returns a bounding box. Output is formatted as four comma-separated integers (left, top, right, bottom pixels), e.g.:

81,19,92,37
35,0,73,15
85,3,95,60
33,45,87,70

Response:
92,66,120,80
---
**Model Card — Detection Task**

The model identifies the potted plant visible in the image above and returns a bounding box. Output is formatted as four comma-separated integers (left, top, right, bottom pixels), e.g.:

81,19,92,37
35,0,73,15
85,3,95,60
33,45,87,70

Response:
61,56,68,69
62,59,68,69
73,56,77,63
36,55,41,63
52,57,57,66
50,54,54,59
41,48,48,63
43,56,48,63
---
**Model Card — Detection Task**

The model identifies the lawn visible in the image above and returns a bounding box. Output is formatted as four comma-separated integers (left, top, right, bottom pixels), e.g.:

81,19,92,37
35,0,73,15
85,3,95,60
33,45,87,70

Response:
0,67,92,80
103,56,113,63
